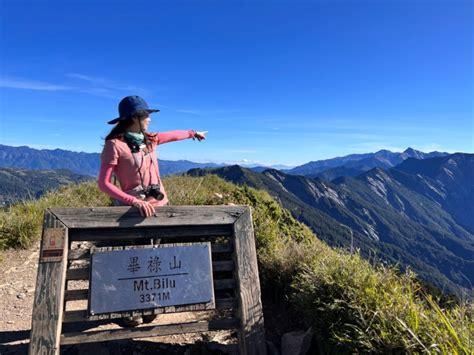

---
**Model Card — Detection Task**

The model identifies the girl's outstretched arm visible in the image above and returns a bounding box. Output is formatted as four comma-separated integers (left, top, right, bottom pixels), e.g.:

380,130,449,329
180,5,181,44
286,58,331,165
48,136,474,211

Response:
156,130,196,145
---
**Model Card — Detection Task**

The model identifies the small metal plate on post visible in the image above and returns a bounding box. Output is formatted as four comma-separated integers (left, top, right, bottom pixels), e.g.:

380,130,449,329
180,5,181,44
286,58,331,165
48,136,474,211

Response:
89,243,214,315
40,228,66,262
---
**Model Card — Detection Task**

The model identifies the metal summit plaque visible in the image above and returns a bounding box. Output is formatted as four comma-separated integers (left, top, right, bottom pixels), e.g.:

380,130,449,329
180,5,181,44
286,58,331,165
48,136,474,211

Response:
89,243,214,315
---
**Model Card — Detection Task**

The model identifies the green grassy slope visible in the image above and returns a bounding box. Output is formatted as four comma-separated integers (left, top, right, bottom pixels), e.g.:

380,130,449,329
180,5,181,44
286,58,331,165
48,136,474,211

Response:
0,175,472,353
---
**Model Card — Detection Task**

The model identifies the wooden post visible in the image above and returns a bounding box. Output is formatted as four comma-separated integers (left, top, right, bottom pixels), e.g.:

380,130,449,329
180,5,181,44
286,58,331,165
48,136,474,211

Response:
234,207,267,355
29,210,69,355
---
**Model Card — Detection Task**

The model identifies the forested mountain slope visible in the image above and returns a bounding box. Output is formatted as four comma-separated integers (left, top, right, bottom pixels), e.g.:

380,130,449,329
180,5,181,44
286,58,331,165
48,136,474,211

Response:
188,153,474,297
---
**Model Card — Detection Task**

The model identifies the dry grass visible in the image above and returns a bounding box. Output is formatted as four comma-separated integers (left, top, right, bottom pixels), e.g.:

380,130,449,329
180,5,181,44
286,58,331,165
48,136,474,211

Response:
0,181,111,249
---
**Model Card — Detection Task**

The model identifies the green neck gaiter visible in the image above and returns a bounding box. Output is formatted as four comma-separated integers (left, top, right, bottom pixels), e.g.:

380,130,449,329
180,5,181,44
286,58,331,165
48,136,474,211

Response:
124,132,145,147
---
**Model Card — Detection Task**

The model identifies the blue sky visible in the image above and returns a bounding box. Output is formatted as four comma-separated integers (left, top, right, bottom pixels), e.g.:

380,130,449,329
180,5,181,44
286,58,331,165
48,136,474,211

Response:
0,0,472,166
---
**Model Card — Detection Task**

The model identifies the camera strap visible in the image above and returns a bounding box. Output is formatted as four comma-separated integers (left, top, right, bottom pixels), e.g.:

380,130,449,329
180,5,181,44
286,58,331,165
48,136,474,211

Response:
131,148,147,192
127,139,161,194
125,122,162,194
139,123,162,190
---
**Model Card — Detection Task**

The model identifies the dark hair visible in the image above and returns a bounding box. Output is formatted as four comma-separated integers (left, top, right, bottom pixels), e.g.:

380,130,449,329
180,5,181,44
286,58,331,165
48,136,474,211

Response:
105,111,149,141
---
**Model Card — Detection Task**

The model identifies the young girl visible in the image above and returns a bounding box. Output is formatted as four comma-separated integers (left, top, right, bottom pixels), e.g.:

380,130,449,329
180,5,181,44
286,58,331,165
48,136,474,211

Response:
98,95,206,217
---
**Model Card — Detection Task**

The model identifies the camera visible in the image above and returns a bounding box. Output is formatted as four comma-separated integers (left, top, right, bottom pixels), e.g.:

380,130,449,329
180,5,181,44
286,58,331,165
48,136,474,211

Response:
143,184,164,201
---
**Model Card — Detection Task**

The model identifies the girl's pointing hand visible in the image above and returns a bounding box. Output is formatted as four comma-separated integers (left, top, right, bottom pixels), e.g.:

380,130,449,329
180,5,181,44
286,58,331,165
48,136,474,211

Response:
193,131,207,141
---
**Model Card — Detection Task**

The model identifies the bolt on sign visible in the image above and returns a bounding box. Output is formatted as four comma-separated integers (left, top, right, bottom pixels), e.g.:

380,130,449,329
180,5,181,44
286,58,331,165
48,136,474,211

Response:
89,244,214,315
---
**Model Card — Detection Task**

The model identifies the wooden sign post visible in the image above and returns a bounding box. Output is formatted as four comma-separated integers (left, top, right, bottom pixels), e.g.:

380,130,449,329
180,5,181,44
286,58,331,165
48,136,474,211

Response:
29,206,266,355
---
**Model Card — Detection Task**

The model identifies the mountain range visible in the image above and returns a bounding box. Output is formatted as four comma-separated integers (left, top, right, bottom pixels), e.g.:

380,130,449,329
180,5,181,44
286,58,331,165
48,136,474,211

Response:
187,153,474,298
0,167,93,205
286,147,449,180
0,144,447,180
0,144,223,177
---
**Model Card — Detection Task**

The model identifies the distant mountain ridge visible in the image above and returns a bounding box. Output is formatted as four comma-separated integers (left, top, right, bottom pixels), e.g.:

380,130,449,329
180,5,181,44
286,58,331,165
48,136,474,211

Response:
287,147,449,180
0,144,101,177
0,144,449,181
0,144,223,177
188,153,474,297
0,167,93,205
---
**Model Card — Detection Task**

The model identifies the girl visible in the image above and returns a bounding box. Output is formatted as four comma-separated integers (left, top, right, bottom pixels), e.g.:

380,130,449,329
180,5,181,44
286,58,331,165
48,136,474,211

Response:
98,95,206,217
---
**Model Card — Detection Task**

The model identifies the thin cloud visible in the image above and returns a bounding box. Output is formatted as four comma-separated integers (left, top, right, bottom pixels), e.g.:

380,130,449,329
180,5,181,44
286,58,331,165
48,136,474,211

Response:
1,74,153,99
0,78,75,91
68,73,104,83
67,72,149,95
224,158,262,165
176,109,201,115
177,108,241,116
79,87,118,99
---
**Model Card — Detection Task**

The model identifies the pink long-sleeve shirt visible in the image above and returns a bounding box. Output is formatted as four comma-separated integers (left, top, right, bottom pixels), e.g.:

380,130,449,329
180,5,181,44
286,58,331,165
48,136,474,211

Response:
98,130,195,206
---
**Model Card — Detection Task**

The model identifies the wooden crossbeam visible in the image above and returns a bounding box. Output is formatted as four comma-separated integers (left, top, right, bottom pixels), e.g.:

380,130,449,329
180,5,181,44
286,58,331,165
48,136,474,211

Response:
63,298,237,323
68,242,233,260
60,318,240,345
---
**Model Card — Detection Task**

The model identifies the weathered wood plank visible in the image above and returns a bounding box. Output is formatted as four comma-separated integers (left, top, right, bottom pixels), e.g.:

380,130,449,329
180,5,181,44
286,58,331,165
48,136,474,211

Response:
233,207,266,355
63,298,237,323
69,225,233,241
66,260,234,281
212,243,234,253
60,318,240,345
64,289,88,301
212,260,234,271
214,279,235,290
51,205,246,229
66,268,89,280
29,210,69,355
68,249,89,260
68,242,233,260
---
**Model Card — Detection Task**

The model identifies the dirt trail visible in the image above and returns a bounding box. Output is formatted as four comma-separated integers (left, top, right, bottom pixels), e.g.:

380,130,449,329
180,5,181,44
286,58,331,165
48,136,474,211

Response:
0,242,236,354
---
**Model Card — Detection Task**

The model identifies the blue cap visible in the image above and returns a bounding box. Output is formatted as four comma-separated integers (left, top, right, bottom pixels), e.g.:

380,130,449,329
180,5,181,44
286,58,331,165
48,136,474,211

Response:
108,96,160,124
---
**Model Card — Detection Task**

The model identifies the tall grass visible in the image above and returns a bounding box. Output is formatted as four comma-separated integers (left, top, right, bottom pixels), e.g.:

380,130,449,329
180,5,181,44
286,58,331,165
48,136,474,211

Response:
0,181,111,249
1,175,472,353
287,244,473,353
168,175,474,354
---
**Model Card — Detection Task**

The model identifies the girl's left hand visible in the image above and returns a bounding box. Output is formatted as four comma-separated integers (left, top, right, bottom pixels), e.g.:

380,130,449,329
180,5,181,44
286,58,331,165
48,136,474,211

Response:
194,131,207,141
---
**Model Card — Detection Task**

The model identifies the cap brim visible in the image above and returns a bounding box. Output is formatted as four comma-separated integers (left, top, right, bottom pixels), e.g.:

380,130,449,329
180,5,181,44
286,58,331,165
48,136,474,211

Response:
107,117,121,124
107,109,160,124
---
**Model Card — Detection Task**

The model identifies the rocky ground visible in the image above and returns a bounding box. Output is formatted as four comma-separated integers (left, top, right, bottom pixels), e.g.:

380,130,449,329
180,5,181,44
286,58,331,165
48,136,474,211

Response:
0,242,237,354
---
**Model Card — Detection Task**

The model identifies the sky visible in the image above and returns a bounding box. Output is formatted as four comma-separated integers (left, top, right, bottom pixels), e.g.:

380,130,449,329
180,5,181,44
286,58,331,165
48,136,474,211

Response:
0,0,472,167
